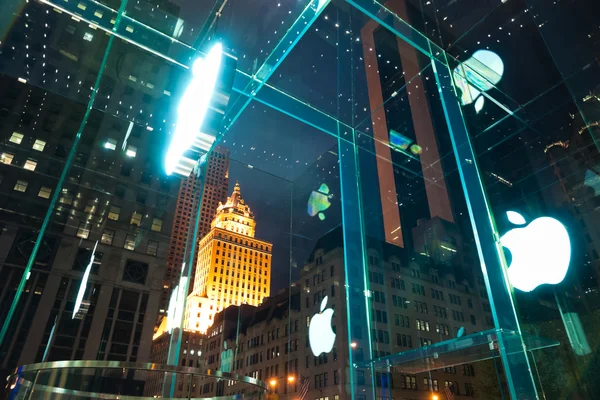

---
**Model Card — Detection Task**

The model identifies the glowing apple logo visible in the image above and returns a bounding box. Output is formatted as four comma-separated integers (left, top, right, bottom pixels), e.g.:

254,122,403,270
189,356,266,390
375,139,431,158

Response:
308,296,336,356
453,50,504,114
500,211,571,292
165,43,223,176
307,184,333,221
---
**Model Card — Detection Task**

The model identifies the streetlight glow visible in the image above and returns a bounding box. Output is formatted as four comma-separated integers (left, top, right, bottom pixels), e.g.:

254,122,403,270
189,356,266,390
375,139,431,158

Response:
287,375,295,383
269,379,277,387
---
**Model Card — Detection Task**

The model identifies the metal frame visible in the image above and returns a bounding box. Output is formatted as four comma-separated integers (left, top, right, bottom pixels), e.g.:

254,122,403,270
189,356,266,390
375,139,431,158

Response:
0,0,545,398
9,360,268,400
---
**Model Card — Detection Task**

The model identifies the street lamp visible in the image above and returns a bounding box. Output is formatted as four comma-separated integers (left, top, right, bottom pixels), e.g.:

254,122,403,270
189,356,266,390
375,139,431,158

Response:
268,376,295,391
432,395,439,400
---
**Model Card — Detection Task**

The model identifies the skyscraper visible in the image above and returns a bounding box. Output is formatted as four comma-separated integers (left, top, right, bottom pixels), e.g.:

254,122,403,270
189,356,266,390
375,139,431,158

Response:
184,182,272,333
157,146,230,322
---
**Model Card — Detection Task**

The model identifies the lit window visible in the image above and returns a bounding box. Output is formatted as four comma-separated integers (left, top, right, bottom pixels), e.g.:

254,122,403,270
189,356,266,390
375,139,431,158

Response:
1,153,14,164
13,180,28,192
84,200,96,214
108,206,120,221
130,211,142,226
38,186,52,199
101,229,115,245
104,138,117,150
151,218,163,232
23,159,37,171
147,240,159,256
59,190,73,204
9,132,24,144
77,222,90,239
32,139,46,151
124,234,136,250
83,32,93,41
125,144,137,158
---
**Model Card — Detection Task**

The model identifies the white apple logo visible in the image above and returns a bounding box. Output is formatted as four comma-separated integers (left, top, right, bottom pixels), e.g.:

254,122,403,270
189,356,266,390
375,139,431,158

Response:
500,211,571,292
309,296,336,356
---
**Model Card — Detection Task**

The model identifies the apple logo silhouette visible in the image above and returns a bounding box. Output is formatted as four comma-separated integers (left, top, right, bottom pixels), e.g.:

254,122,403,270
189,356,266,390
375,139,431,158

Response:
308,296,336,356
307,184,333,221
500,211,571,292
453,50,504,114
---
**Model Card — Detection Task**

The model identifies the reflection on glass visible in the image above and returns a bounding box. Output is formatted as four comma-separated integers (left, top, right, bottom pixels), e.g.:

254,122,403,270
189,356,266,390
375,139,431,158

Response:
307,183,333,220
453,50,504,113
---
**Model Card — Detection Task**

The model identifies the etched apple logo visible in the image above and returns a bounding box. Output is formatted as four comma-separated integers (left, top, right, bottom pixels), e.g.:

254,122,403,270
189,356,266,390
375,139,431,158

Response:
308,296,336,356
500,211,571,292
307,184,333,221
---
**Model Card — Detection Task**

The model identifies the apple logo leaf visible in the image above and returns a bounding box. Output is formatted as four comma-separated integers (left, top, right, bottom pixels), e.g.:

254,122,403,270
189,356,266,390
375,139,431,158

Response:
320,296,328,313
474,96,485,114
506,211,526,225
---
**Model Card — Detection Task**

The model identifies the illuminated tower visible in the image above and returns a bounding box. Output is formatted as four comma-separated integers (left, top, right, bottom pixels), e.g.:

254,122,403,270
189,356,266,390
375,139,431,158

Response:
184,182,272,333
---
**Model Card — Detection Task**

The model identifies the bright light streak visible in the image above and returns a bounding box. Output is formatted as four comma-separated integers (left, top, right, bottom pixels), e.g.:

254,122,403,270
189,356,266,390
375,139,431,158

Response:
166,273,188,333
73,241,98,318
165,43,222,176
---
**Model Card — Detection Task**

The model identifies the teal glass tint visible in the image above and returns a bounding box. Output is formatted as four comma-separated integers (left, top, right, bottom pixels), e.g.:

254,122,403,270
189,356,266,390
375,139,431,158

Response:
1,0,598,399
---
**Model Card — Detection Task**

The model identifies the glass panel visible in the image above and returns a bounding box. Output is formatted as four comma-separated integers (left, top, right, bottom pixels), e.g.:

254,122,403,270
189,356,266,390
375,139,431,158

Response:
1,0,595,399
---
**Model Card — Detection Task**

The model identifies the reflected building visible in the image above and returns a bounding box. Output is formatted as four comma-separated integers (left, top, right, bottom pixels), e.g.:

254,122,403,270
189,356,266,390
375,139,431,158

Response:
543,92,600,291
0,73,179,381
196,227,492,399
0,0,187,383
157,146,229,326
360,0,455,248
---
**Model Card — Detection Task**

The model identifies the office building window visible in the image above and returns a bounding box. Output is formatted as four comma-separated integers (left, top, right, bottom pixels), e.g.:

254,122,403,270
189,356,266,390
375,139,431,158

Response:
125,144,137,157
124,234,136,250
77,222,90,239
1,152,14,164
104,138,117,150
151,218,163,232
108,206,120,220
130,211,142,226
9,132,24,144
38,186,52,199
101,229,115,245
147,240,159,256
84,200,96,214
23,159,37,171
14,180,28,192
32,139,46,151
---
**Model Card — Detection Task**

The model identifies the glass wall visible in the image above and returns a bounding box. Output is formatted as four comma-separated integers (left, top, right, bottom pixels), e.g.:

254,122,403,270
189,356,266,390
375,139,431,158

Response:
1,0,598,399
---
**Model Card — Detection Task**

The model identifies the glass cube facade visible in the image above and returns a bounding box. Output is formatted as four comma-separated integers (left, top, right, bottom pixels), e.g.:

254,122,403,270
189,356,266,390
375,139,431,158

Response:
0,0,599,399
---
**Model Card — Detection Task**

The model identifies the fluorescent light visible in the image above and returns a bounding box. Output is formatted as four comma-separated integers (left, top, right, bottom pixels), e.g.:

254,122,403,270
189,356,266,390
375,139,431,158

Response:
165,43,222,176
